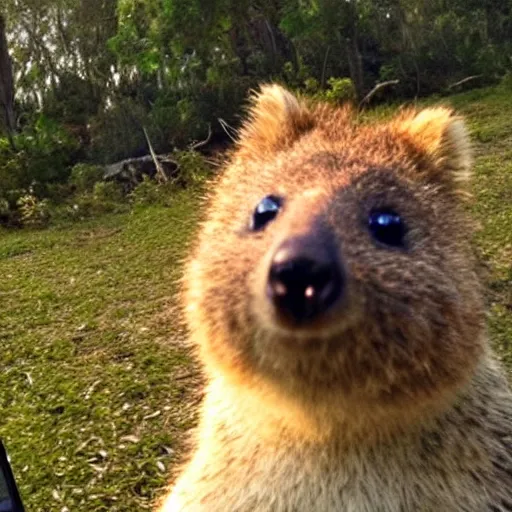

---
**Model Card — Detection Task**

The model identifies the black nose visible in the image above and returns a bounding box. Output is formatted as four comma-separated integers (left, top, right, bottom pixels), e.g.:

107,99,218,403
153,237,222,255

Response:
267,236,343,324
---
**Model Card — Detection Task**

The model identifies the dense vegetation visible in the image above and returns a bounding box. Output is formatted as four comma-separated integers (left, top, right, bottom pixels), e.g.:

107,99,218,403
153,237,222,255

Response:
1,1,512,225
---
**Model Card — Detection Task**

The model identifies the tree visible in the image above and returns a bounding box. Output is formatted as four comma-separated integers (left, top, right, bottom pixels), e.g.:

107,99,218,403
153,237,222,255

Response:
0,14,15,149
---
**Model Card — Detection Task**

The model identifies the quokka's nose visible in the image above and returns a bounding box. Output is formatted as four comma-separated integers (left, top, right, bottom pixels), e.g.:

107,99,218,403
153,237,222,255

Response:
267,236,344,324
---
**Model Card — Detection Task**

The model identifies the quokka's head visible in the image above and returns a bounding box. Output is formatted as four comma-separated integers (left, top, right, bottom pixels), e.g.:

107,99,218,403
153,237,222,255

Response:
185,84,486,412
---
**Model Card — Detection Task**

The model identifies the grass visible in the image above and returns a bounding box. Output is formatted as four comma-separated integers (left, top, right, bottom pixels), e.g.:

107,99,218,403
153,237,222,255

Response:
0,194,203,511
1,85,511,511
447,86,512,367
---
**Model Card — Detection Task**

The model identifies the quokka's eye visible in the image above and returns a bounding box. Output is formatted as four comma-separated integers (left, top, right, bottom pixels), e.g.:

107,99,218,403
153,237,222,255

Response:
250,195,283,231
368,209,407,248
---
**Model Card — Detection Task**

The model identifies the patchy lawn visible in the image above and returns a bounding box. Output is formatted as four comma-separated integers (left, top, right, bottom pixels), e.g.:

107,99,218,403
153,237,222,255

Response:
448,86,512,367
0,86,511,511
0,193,203,511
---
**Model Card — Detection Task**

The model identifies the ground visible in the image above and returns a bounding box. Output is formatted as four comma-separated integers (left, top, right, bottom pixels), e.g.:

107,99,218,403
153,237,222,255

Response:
0,86,511,511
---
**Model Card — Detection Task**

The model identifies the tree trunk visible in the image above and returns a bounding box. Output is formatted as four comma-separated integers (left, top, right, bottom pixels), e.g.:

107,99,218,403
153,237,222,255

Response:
340,4,364,102
0,14,16,149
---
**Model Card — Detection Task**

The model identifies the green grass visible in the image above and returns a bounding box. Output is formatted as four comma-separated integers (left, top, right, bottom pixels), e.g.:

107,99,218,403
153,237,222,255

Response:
0,194,203,511
1,85,511,511
447,86,512,367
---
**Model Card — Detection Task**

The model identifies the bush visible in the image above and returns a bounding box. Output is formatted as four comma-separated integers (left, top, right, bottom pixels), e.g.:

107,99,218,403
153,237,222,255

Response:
171,149,211,188
54,193,127,223
129,176,174,207
0,115,79,214
304,77,356,105
93,181,124,203
16,191,51,228
304,77,320,94
500,71,512,90
0,198,15,226
69,163,105,193
88,98,148,163
15,114,79,185
323,77,356,104
48,180,127,224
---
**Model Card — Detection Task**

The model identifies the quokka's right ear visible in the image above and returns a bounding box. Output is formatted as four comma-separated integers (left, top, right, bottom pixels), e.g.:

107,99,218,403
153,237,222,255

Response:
392,107,472,191
237,84,315,158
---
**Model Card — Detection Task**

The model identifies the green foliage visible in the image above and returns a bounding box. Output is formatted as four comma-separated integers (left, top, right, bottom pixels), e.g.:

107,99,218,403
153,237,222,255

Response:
129,148,210,208
16,191,51,228
93,181,124,203
4,0,512,229
304,77,320,93
0,114,80,226
0,198,9,217
43,73,102,126
69,164,105,193
130,175,173,207
171,148,211,188
88,99,148,163
57,191,128,222
0,198,13,225
0,115,78,193
500,71,512,90
323,77,356,104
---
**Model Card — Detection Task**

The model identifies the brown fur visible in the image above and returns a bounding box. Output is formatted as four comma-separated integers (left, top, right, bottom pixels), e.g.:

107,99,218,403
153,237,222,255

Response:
158,85,512,511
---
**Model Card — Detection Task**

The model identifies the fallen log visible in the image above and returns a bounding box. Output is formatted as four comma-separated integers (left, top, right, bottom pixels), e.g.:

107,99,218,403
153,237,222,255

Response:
103,154,178,187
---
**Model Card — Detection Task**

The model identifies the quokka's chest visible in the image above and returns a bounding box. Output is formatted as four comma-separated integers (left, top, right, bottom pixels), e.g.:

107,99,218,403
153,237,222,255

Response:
168,437,495,512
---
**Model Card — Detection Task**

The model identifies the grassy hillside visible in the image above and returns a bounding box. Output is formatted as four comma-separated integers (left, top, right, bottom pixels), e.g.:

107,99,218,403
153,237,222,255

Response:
1,86,511,511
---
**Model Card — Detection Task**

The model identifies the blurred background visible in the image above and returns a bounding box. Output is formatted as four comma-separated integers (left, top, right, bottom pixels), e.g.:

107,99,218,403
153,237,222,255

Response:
1,0,512,223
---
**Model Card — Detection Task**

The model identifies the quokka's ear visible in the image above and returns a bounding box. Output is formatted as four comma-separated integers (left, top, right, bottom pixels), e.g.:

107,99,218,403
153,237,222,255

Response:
394,107,472,190
237,84,315,158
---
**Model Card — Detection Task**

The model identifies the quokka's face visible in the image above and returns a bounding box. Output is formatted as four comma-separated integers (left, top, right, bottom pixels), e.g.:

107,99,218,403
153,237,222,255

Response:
185,85,485,408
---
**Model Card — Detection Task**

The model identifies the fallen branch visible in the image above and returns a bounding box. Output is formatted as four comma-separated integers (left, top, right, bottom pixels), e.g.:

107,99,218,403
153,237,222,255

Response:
359,80,399,109
143,126,168,183
190,123,212,151
218,117,237,143
447,75,482,90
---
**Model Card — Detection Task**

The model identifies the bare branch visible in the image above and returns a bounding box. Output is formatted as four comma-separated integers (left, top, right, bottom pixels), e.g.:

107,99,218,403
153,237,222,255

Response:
447,75,482,90
218,118,237,143
143,126,168,183
359,80,399,109
321,45,331,88
190,123,212,151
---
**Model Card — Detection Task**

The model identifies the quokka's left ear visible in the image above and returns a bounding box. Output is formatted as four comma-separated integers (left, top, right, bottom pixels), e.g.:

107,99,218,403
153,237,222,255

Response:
393,107,472,191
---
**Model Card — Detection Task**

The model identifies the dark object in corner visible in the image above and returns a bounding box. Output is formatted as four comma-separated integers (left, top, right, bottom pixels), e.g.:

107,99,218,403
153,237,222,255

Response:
0,441,24,512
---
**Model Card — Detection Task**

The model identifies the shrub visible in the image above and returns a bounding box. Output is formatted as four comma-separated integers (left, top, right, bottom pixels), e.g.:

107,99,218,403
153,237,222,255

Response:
500,71,512,90
304,77,320,94
69,163,105,193
171,149,211,188
88,98,148,163
93,181,124,203
305,77,356,106
323,77,356,104
16,114,79,185
0,198,15,226
0,115,79,214
129,175,174,207
16,191,51,228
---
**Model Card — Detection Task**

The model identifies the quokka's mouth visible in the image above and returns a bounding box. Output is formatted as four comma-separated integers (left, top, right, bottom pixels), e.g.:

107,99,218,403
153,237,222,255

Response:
254,288,357,345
